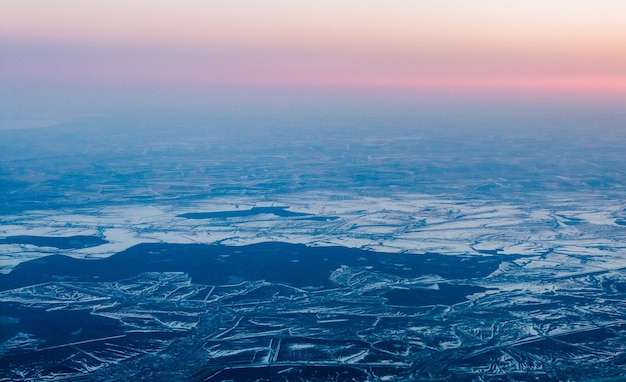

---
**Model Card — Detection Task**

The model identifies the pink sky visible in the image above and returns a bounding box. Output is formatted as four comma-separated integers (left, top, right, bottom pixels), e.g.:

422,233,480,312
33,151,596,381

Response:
2,1,626,95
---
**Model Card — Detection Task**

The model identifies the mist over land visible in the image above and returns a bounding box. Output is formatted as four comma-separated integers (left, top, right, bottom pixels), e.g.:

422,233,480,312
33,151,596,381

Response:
1,95,626,380
3,0,626,379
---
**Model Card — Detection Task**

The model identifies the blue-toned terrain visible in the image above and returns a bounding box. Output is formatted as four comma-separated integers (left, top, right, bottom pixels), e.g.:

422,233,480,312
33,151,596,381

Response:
1,106,626,381
0,235,107,249
1,241,625,381
178,206,337,221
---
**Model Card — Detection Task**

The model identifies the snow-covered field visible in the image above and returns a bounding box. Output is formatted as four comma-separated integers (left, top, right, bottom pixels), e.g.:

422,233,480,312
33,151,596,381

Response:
2,191,624,280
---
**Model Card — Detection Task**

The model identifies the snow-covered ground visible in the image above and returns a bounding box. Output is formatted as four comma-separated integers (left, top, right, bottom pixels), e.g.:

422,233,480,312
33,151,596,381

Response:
1,191,624,282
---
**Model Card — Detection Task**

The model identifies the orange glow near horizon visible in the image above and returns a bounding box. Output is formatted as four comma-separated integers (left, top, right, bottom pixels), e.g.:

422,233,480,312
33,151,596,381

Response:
1,1,626,96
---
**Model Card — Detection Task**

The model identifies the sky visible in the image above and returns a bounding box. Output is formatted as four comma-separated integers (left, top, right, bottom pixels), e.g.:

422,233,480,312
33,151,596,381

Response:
1,1,626,124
